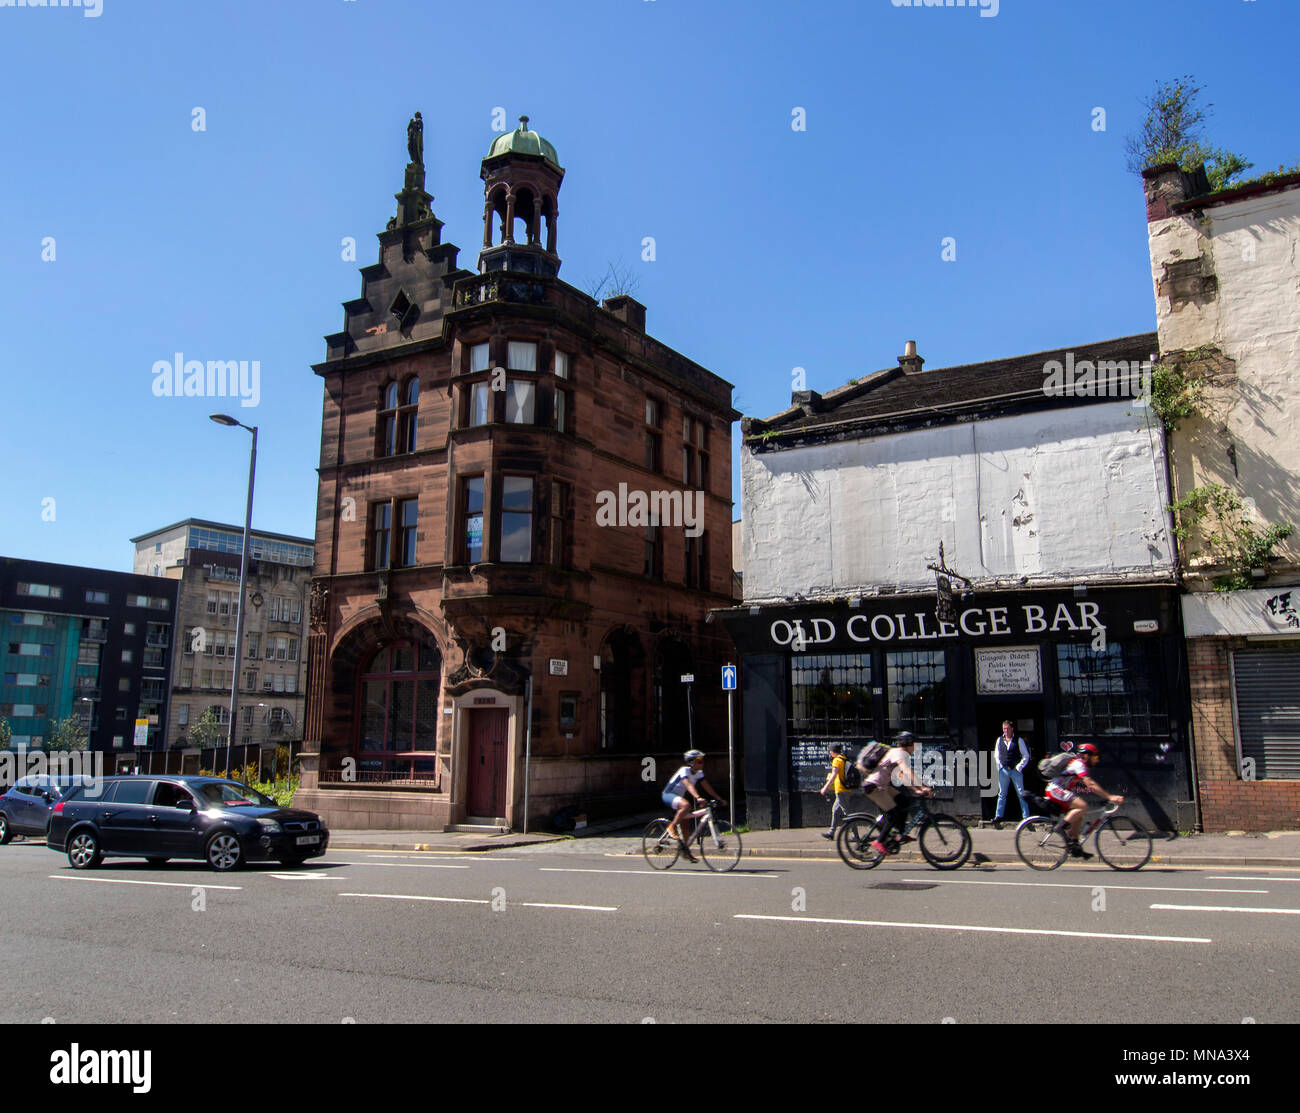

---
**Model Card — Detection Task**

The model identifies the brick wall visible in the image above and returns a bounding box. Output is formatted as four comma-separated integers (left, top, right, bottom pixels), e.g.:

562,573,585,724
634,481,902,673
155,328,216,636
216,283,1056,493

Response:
1188,637,1300,831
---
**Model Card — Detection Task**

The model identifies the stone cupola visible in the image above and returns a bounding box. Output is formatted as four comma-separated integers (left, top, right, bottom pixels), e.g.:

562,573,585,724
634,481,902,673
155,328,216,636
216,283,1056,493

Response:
478,115,565,276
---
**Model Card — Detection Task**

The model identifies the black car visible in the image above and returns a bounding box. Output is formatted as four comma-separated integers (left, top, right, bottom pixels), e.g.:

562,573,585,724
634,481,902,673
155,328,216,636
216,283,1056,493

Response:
46,775,329,871
0,776,95,844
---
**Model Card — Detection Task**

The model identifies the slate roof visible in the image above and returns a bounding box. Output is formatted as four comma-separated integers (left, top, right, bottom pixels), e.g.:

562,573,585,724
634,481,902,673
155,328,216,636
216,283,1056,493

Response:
743,332,1160,446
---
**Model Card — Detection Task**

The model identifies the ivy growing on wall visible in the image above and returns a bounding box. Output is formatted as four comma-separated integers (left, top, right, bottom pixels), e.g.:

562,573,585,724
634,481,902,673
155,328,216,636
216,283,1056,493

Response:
1169,483,1295,591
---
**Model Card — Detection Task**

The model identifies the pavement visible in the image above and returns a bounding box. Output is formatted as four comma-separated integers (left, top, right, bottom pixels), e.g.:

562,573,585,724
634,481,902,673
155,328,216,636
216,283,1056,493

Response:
326,814,1300,867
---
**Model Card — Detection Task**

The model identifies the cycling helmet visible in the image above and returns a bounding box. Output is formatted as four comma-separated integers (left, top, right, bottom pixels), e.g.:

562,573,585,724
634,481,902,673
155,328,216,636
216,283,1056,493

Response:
894,731,915,744
684,749,705,762
1078,744,1100,757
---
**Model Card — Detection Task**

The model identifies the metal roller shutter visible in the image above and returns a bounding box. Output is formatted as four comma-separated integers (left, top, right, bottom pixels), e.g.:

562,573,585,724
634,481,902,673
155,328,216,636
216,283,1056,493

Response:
1233,649,1300,779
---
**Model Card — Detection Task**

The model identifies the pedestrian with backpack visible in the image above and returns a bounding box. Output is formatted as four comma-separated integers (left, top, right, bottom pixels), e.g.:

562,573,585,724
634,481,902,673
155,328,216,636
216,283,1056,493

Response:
819,743,856,839
991,719,1032,828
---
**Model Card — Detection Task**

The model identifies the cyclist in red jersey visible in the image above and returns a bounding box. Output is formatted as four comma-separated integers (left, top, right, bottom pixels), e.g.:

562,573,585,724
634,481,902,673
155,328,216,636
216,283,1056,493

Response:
1045,743,1124,859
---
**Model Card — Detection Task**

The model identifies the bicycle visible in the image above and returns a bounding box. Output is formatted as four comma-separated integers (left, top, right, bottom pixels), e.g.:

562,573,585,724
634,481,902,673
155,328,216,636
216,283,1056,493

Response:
1014,798,1152,871
835,793,972,871
642,799,743,872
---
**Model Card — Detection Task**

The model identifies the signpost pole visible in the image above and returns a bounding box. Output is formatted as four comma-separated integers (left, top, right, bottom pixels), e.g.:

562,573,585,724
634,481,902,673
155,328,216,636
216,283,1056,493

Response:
727,687,735,829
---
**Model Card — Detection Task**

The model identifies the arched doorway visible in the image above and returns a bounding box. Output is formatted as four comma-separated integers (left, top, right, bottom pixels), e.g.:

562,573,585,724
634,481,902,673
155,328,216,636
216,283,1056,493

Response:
355,640,442,782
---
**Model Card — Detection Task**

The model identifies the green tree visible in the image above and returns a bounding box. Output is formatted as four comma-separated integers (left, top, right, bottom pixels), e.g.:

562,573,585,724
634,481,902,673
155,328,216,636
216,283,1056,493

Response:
1125,76,1251,192
187,708,227,750
47,716,89,752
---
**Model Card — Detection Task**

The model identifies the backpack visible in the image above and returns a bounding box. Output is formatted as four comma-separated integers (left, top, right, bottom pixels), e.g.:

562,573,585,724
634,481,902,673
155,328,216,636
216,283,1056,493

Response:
839,757,862,791
856,741,888,775
1037,752,1075,781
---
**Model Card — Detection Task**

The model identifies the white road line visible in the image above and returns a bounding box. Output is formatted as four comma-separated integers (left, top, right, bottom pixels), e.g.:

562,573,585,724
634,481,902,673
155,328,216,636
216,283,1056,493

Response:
351,852,522,862
518,902,618,912
268,874,349,881
922,878,1268,894
347,862,470,870
735,913,1210,944
1208,876,1300,883
338,892,616,912
538,867,779,879
49,876,241,891
1151,903,1300,915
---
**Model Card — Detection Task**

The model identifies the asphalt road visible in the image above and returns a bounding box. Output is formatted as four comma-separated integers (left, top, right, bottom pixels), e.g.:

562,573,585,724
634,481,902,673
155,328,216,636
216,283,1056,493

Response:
2,838,1297,1025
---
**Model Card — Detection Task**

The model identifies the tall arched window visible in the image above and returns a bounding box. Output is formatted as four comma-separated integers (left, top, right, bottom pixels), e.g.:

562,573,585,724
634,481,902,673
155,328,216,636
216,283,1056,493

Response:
377,382,399,457
355,640,441,781
399,378,419,453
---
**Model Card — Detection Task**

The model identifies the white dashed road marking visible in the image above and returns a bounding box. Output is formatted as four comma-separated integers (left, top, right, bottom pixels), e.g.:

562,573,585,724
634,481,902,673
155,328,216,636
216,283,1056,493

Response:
735,913,1211,944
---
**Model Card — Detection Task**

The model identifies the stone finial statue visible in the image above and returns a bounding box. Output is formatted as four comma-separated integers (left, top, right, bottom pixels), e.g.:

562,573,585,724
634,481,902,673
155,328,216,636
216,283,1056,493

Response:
407,111,424,165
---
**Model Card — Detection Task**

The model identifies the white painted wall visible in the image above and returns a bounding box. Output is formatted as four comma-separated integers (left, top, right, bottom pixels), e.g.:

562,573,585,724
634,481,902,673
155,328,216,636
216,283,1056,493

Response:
742,400,1174,602
1147,184,1300,569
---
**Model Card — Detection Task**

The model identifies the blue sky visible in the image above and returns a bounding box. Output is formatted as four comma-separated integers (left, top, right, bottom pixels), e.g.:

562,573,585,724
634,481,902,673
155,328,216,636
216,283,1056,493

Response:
1,0,1296,573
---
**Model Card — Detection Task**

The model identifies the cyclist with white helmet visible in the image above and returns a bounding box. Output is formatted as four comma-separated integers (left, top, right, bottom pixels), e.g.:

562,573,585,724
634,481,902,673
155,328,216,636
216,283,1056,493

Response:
662,750,725,863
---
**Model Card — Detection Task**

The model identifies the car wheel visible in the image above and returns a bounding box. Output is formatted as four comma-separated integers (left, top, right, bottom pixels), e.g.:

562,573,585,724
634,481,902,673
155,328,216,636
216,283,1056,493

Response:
0,812,11,845
205,832,243,872
68,830,102,870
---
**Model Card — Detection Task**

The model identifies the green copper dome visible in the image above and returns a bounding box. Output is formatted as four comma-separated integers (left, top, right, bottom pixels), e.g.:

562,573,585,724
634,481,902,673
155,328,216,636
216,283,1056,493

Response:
488,116,561,167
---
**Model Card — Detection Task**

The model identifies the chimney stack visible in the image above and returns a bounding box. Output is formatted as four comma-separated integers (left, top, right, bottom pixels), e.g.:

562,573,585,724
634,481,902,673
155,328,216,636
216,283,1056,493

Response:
898,340,924,375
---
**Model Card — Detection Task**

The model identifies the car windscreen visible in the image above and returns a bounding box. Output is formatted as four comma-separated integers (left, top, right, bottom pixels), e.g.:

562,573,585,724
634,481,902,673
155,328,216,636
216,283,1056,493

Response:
196,782,274,808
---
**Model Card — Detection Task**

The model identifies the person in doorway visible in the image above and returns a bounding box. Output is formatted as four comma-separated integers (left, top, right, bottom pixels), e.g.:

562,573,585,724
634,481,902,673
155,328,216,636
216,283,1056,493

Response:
992,720,1032,828
819,743,850,840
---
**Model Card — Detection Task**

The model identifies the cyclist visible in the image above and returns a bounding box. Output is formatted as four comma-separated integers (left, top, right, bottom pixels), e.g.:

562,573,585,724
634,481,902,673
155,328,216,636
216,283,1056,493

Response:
663,750,725,863
1045,743,1124,859
862,731,931,855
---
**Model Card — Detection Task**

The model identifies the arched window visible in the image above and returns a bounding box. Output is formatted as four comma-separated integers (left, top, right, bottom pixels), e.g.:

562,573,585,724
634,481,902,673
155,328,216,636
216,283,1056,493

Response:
377,382,399,457
398,378,419,453
355,641,441,781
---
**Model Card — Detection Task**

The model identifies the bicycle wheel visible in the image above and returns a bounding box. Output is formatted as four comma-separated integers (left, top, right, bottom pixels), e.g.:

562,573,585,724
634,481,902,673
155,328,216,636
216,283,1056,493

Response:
699,819,743,872
1015,817,1068,871
919,815,972,870
836,814,888,870
641,818,679,870
1095,816,1152,871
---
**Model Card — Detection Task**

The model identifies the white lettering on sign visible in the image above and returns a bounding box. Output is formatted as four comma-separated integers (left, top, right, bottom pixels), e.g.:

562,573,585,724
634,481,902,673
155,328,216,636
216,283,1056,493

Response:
771,603,1110,648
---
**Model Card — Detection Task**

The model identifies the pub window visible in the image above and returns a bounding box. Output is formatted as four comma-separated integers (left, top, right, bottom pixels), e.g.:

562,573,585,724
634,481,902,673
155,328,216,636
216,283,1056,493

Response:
682,415,709,488
789,654,874,739
469,342,491,373
505,379,535,424
886,650,948,737
1056,641,1168,737
507,341,538,372
643,524,662,580
554,351,570,379
685,531,708,591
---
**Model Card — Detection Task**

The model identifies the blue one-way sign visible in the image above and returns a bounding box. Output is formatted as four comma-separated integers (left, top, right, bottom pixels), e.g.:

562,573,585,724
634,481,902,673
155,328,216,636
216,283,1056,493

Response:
721,665,737,691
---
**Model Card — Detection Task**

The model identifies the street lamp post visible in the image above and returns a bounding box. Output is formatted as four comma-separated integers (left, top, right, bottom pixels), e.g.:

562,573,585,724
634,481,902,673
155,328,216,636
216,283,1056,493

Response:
210,414,258,780
256,701,268,782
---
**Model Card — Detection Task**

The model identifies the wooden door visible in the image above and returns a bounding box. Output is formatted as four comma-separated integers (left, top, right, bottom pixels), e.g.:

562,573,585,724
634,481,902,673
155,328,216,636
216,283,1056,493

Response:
467,708,509,818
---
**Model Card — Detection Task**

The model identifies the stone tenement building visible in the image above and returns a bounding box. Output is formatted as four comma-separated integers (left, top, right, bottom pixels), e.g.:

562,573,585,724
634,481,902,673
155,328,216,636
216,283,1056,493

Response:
131,519,313,763
296,115,737,831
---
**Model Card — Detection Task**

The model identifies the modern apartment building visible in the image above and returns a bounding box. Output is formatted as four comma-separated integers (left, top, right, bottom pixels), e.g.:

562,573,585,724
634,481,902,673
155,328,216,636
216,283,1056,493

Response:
0,556,179,769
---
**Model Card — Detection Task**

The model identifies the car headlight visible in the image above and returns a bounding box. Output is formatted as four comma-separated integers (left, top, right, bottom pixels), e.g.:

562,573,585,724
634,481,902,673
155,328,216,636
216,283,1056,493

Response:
256,819,282,834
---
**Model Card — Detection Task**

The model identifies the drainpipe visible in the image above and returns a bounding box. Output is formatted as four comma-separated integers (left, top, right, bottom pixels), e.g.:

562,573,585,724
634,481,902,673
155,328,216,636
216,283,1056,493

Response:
522,674,533,834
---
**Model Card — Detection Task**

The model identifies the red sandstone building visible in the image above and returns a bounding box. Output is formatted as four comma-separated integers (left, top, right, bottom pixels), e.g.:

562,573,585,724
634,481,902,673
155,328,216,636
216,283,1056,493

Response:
296,116,738,831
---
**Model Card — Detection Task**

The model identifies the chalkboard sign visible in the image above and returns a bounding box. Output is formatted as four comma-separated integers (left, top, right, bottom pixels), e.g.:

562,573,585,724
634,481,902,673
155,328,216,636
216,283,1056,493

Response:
790,737,866,793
